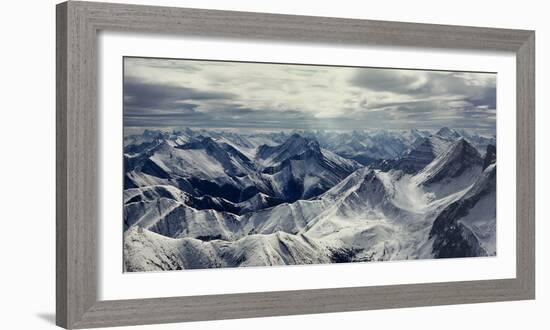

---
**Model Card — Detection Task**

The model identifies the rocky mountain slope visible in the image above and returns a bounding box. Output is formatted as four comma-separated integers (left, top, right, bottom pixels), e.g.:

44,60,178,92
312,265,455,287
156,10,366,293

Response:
122,127,497,271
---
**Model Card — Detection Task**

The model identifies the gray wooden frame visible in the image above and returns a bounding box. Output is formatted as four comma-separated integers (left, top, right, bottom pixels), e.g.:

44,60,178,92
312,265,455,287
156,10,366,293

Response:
56,1,535,328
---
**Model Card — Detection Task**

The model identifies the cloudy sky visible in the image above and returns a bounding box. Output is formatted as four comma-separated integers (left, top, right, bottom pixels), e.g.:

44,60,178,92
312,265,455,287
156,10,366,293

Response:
123,57,496,132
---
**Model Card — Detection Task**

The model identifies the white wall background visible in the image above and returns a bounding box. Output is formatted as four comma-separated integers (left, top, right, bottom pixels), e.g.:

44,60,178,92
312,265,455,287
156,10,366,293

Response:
0,0,547,329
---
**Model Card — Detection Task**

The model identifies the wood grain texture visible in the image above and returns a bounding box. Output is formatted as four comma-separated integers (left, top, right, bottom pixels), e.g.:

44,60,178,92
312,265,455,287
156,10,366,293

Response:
515,32,536,297
56,1,536,328
74,1,532,51
56,3,68,328
57,1,99,327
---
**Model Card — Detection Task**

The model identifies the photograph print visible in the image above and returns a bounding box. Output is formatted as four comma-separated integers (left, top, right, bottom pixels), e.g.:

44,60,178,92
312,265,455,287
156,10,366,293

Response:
123,57,497,272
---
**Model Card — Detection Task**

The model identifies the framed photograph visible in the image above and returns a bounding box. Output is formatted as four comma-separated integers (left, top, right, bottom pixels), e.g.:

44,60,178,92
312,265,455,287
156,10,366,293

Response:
56,1,535,328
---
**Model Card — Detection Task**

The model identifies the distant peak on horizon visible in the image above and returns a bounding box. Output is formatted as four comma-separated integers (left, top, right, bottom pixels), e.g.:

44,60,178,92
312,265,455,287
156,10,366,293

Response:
125,126,495,139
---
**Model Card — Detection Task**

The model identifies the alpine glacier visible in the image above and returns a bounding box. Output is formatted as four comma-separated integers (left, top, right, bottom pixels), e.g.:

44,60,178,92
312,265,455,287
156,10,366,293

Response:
123,127,497,272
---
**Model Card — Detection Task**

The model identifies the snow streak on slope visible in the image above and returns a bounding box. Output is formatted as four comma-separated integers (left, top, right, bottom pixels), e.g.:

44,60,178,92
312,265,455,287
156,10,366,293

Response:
429,164,496,257
412,138,483,198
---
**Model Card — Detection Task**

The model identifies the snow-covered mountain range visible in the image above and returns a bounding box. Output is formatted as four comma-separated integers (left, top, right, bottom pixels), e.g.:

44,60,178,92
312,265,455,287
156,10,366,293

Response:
122,127,497,272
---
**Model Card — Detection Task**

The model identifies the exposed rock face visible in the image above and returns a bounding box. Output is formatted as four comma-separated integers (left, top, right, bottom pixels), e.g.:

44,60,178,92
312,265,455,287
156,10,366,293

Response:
483,144,496,170
429,164,496,258
122,128,497,271
436,127,462,140
379,135,452,174
124,134,359,204
256,134,321,166
419,138,483,186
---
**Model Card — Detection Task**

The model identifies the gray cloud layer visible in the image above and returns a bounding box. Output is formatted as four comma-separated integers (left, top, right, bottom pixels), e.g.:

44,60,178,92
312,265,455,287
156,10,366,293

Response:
123,57,496,132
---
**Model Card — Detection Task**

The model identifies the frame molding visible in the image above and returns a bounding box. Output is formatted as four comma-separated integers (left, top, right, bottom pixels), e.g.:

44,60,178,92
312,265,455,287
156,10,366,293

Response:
56,1,535,328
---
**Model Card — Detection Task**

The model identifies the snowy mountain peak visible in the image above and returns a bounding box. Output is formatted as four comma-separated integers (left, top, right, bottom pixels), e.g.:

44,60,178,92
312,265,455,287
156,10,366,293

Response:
123,127,496,271
286,133,321,151
177,136,253,165
179,136,226,150
446,138,482,162
142,129,165,140
256,134,321,166
381,135,453,174
436,127,461,140
429,163,496,258
415,138,482,187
